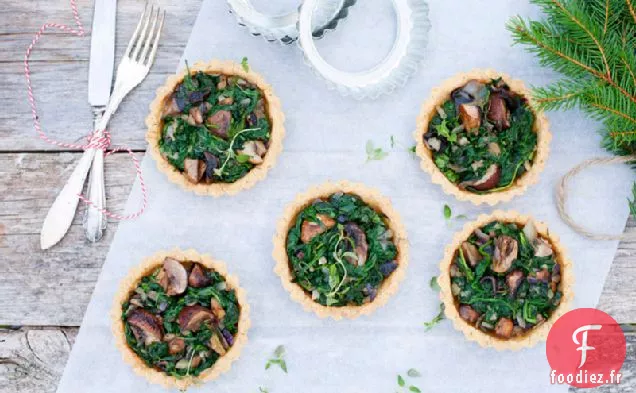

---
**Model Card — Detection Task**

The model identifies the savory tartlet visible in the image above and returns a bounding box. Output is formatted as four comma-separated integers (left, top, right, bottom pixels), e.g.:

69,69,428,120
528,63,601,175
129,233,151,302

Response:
146,60,285,196
111,249,250,389
414,70,550,205
438,211,573,350
273,181,408,320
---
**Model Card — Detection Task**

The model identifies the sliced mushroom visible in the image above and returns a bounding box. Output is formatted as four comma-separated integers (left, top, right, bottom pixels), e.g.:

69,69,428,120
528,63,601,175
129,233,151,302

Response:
451,80,488,107
168,337,185,355
300,214,335,243
461,242,482,267
533,238,553,257
187,106,204,125
237,140,267,165
492,235,518,273
159,257,188,296
474,228,491,243
202,152,219,182
344,223,369,266
494,317,514,338
209,334,227,356
458,104,481,132
210,298,226,321
217,75,227,90
178,305,216,332
424,135,442,152
218,96,234,105
459,305,479,324
534,268,551,283
162,95,183,117
254,99,266,119
487,142,501,156
188,263,211,288
487,93,510,131
506,270,525,297
207,110,231,139
184,159,206,184
127,309,163,345
461,164,501,191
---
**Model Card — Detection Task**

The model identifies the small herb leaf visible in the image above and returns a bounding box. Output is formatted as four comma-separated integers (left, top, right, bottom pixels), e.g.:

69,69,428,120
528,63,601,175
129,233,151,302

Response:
409,386,422,393
236,153,251,163
241,57,249,72
429,276,441,292
397,375,405,387
443,204,452,220
407,368,421,378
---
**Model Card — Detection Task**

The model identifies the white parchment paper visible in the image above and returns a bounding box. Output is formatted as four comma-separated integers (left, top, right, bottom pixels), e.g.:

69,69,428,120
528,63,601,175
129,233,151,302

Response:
56,1,634,392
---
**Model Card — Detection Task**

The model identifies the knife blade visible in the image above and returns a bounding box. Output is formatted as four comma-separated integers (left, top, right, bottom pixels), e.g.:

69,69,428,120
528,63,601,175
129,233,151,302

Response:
39,0,117,250
84,0,117,243
88,0,117,106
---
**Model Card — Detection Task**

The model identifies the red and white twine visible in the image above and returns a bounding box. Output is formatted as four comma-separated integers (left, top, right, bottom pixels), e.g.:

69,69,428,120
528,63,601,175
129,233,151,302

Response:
24,0,147,220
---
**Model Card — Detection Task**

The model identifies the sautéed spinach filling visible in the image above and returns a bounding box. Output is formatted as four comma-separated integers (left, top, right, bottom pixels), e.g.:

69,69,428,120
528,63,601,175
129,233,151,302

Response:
451,220,562,339
286,193,399,307
159,69,271,184
122,258,240,377
425,78,537,193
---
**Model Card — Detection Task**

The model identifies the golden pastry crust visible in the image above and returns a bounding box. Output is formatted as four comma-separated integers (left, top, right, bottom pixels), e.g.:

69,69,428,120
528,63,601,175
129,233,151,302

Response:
438,210,574,350
146,60,285,196
413,69,551,205
272,181,409,320
111,248,251,390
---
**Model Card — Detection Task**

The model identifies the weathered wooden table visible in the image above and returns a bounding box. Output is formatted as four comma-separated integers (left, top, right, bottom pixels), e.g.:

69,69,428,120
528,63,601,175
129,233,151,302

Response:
0,1,633,392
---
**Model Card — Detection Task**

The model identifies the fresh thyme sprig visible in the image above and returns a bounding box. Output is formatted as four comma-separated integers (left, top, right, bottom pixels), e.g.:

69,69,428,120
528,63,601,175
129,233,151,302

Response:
424,303,446,332
214,127,261,177
366,140,389,162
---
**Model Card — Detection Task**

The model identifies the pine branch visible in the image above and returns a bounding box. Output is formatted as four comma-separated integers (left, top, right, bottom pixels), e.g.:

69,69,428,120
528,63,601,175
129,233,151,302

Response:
509,0,636,217
508,0,636,152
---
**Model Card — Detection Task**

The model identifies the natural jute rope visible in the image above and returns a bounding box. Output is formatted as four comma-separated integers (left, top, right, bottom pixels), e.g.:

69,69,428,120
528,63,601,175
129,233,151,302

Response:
556,155,636,241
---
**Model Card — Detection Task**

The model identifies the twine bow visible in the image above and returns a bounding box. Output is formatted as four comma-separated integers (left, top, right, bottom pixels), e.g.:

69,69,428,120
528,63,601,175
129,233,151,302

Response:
24,0,147,220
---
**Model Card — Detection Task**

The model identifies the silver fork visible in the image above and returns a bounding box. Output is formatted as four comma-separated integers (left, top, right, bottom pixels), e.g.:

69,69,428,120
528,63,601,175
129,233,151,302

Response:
40,3,165,250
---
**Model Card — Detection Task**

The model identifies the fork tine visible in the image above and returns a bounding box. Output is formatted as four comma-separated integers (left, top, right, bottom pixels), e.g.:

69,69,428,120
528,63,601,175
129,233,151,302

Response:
124,2,149,59
139,6,160,64
132,4,155,61
145,10,166,67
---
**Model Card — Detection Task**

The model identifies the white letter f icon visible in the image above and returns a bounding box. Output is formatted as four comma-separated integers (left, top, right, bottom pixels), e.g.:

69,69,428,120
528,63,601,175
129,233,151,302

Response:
572,324,602,368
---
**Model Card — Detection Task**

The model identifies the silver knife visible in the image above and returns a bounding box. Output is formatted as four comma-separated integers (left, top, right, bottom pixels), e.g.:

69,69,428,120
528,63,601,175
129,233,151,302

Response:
39,0,117,250
84,0,118,243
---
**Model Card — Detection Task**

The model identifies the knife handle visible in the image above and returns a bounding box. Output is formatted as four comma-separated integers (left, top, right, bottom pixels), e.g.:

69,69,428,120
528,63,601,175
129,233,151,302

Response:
40,148,97,249
83,110,107,242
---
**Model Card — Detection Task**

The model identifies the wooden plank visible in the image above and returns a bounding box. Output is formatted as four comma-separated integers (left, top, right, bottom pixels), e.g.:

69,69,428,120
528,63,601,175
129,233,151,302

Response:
598,219,636,320
1,326,634,393
1,151,635,326
0,327,77,393
0,0,202,152
0,153,140,326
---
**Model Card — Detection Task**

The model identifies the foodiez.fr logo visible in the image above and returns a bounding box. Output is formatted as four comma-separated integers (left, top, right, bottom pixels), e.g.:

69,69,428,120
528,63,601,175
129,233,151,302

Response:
546,308,626,388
